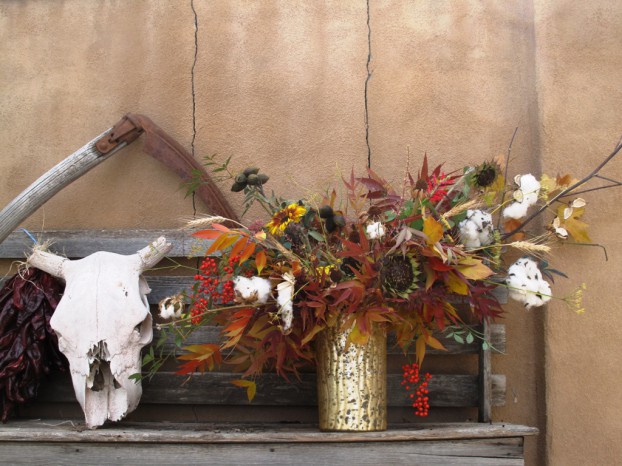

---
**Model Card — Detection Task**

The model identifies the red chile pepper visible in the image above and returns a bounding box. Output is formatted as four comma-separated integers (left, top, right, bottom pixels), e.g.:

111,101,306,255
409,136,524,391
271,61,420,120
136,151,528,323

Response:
0,268,66,422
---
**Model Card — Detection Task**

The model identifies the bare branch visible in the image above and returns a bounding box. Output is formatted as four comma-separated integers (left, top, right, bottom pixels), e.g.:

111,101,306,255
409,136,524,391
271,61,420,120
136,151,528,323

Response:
502,136,622,239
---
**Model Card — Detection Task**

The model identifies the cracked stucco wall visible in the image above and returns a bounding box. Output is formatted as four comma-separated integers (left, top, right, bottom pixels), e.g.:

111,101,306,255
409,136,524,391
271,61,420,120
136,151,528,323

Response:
1,2,621,465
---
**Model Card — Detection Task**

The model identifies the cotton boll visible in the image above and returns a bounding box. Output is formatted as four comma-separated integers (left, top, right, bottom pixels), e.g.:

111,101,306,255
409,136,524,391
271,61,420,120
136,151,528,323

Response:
459,210,494,248
159,295,184,320
276,272,296,334
503,202,530,220
366,222,386,240
503,174,541,219
506,257,552,309
233,276,272,304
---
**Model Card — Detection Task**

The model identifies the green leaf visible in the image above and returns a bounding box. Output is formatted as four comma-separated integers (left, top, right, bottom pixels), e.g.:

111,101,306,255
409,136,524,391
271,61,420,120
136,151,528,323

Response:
466,333,474,344
454,334,464,344
482,341,490,350
308,230,326,242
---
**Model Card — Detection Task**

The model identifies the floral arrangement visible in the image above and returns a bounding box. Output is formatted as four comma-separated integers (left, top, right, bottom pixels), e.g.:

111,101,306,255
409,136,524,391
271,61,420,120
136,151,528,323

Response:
153,140,620,401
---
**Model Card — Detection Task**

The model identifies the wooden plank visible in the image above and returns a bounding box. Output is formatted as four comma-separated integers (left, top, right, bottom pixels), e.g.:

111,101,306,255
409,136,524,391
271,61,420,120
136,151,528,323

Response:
0,420,539,443
34,372,505,408
0,439,526,465
153,323,507,355
0,229,210,259
478,320,492,422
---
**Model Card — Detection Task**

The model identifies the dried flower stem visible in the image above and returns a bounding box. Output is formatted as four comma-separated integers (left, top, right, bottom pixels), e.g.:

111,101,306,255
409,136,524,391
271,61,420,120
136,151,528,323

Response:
502,136,622,239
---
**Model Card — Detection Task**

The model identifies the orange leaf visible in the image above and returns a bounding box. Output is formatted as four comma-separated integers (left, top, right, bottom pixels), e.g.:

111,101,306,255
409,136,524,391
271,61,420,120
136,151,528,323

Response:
425,334,447,351
231,379,257,402
415,334,427,367
206,232,233,255
255,249,267,274
503,219,525,241
211,223,231,232
192,229,224,240
230,237,249,258
239,241,256,263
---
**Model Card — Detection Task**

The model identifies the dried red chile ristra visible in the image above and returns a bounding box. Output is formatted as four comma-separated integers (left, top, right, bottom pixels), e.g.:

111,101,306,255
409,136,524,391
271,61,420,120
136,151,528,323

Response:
0,268,67,422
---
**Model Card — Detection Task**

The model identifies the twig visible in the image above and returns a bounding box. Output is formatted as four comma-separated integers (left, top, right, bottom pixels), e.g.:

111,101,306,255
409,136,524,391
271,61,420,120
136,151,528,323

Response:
502,136,622,239
496,127,519,230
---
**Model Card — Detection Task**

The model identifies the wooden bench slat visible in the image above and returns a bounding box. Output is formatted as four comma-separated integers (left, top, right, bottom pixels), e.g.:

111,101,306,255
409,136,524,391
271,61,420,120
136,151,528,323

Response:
0,229,210,258
34,372,505,408
153,323,506,355
0,419,538,443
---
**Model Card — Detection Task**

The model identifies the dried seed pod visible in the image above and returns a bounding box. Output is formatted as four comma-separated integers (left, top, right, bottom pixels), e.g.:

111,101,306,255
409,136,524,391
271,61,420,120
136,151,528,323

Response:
246,174,259,186
231,182,246,192
243,167,260,176
235,173,247,184
319,205,334,219
333,214,346,228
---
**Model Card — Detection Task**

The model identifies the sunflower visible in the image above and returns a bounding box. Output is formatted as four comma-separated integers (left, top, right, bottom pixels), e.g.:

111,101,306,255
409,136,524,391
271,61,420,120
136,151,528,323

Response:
473,161,500,188
381,254,420,298
266,203,307,235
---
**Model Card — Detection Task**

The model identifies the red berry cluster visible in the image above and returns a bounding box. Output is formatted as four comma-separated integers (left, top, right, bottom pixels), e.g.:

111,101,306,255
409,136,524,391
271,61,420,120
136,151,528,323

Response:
190,255,240,325
401,362,432,417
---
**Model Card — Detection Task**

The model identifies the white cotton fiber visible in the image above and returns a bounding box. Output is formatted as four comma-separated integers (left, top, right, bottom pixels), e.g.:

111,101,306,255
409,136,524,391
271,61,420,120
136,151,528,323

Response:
459,209,494,248
233,276,272,304
506,257,551,309
503,174,541,219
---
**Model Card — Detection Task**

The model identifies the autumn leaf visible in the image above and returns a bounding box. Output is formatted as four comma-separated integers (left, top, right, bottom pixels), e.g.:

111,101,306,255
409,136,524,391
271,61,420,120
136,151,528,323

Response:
556,204,591,243
415,334,427,367
255,249,267,274
192,229,224,240
456,257,494,280
176,344,222,374
423,216,444,245
231,379,257,402
445,271,469,295
348,324,370,346
425,334,447,351
503,218,525,241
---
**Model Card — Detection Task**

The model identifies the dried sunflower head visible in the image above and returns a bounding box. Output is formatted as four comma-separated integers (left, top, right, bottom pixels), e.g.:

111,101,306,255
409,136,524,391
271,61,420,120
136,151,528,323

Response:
381,253,421,298
473,161,500,188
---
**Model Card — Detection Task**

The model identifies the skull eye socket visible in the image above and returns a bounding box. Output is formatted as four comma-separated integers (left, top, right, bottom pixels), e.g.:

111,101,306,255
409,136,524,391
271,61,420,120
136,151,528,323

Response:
134,313,153,344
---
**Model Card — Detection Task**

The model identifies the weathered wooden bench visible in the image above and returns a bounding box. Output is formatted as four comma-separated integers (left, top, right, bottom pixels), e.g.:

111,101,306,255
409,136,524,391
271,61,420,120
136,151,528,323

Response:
0,229,537,465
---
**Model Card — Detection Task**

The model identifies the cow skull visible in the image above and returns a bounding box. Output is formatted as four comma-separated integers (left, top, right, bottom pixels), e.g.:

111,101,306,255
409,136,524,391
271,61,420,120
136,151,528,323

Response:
27,237,172,428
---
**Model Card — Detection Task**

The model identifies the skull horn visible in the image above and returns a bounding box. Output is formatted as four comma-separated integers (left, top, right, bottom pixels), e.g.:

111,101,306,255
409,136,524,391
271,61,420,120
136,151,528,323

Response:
27,247,69,279
135,236,173,272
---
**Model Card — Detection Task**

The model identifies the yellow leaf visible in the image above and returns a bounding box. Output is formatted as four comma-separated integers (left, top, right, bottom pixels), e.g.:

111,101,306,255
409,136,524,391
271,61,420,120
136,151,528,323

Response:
348,325,370,346
231,379,257,402
423,216,444,245
445,271,469,295
556,205,591,243
426,334,447,351
456,258,494,280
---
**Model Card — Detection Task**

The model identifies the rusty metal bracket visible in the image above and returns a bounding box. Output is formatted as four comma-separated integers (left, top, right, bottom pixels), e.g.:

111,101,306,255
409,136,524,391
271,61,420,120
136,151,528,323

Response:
95,115,145,155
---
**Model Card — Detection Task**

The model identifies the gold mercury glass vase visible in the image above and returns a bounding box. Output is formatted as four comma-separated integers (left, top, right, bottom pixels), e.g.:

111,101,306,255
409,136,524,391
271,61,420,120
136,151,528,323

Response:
316,323,387,431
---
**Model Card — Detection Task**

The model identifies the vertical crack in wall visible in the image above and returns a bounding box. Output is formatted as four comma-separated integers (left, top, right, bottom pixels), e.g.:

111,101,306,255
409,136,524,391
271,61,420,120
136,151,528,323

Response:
364,0,372,168
190,0,199,158
190,0,199,216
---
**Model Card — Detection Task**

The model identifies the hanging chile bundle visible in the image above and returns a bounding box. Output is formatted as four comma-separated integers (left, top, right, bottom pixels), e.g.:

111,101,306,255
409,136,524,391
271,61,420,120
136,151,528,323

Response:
0,268,66,422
